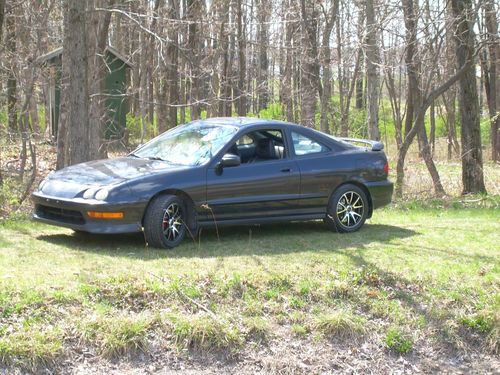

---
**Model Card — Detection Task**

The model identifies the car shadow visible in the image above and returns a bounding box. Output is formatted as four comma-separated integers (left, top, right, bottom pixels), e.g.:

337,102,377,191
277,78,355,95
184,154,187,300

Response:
37,221,418,259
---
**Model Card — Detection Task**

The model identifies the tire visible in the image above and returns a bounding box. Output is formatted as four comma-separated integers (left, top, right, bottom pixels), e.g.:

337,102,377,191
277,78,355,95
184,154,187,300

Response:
324,184,368,233
143,195,186,249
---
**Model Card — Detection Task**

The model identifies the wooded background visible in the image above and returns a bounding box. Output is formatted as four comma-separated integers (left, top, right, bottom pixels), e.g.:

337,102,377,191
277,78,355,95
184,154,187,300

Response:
0,0,498,205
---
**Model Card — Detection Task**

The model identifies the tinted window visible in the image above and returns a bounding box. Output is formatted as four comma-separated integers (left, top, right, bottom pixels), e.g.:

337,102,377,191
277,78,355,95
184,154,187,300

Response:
237,135,254,146
291,132,329,155
231,129,287,164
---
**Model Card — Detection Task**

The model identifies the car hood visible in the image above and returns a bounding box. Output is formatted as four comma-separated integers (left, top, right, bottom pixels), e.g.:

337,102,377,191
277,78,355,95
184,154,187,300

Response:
38,157,180,198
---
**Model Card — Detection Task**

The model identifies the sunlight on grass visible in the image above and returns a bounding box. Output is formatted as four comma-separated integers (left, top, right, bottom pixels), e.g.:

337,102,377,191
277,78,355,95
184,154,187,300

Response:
0,207,498,368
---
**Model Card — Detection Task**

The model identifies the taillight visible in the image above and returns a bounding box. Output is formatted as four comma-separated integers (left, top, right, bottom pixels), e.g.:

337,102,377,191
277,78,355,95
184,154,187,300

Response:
384,162,389,175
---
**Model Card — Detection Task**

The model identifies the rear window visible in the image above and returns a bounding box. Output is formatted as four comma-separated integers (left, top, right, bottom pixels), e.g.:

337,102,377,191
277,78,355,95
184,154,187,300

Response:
291,132,329,156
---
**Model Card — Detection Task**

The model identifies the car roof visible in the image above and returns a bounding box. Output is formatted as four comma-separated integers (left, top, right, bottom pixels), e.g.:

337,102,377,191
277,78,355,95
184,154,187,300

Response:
191,117,292,128
190,117,353,149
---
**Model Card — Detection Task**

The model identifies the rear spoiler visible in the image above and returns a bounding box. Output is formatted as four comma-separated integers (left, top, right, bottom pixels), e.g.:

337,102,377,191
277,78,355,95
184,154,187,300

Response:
338,137,384,152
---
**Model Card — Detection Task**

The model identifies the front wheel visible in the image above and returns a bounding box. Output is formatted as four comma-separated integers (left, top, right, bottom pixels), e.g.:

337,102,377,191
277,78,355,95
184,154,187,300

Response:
324,184,368,233
144,195,186,249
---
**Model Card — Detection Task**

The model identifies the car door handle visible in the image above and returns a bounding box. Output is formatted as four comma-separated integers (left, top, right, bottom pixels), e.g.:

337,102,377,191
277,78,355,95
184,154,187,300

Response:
280,168,292,173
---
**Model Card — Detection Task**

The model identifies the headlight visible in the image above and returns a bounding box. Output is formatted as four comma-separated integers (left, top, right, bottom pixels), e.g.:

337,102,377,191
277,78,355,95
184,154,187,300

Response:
94,188,109,201
38,179,47,192
83,188,98,199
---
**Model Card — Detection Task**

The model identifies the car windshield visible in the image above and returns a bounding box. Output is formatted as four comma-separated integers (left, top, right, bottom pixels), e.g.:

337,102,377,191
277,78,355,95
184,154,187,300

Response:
133,122,238,166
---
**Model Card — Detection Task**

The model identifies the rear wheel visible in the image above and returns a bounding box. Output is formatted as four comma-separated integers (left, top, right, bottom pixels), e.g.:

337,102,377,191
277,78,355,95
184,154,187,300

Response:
144,195,186,249
324,184,368,233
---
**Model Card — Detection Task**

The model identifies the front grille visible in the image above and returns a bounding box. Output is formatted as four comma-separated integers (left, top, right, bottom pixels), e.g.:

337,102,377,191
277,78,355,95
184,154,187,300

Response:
35,204,85,225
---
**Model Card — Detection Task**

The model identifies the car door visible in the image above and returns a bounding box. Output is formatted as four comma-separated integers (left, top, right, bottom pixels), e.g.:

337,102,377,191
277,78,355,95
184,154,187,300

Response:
205,127,300,221
290,129,344,214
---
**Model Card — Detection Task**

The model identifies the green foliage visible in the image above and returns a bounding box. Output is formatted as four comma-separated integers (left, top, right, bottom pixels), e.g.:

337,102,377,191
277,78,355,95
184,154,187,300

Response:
0,178,21,212
126,113,157,141
0,110,7,127
459,313,494,334
37,107,46,133
291,323,309,336
246,102,286,121
384,327,413,354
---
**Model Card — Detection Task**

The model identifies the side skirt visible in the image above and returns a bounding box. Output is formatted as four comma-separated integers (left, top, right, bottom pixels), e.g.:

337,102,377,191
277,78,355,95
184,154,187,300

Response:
197,214,326,228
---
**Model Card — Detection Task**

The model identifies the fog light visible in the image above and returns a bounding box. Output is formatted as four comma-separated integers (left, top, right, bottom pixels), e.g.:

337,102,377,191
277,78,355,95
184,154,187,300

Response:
87,211,124,219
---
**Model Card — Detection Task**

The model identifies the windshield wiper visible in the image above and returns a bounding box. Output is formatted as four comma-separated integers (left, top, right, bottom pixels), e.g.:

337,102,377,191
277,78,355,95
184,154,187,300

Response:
146,156,167,161
128,153,140,158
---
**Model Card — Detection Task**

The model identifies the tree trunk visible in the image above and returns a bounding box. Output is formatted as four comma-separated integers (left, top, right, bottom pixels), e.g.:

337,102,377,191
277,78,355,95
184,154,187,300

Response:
365,0,380,140
395,0,461,197
483,0,500,161
6,6,17,133
451,0,486,194
319,0,339,135
64,0,90,165
384,63,403,148
355,6,364,111
0,0,5,42
87,0,114,160
166,0,179,127
299,0,320,128
188,0,204,119
256,0,269,111
429,98,436,155
236,0,247,116
281,0,295,122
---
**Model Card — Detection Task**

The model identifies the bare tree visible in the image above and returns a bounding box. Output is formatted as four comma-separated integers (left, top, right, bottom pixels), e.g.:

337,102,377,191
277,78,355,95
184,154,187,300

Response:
299,0,320,128
482,0,499,161
319,0,339,134
451,0,486,194
5,1,17,132
0,0,5,41
364,0,380,140
61,0,90,166
235,0,247,116
281,0,296,122
88,0,114,159
256,0,269,112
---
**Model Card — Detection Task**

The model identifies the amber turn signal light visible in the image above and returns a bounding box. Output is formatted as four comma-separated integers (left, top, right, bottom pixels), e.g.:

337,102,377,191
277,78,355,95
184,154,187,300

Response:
87,211,124,219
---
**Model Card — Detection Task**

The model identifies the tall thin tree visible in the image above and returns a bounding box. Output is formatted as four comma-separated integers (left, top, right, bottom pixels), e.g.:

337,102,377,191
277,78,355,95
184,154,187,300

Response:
451,0,486,194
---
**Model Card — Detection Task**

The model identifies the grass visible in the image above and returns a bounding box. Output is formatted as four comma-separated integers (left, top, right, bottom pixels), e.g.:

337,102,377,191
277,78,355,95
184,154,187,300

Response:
384,326,414,354
314,309,367,339
0,206,499,370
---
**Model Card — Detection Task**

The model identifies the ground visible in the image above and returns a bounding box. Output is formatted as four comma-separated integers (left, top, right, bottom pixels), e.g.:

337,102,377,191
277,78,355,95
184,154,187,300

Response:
0,207,498,374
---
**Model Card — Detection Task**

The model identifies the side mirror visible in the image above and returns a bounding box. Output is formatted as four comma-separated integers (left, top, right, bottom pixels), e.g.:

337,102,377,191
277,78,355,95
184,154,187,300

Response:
221,153,241,167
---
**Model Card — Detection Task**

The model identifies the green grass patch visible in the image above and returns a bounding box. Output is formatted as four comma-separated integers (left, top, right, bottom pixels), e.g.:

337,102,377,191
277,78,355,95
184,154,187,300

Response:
314,310,367,339
384,326,414,354
0,207,498,368
0,325,63,368
163,313,243,353
78,311,154,357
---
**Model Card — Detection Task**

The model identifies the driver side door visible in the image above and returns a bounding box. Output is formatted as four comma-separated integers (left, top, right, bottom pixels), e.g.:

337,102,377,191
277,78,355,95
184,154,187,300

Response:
205,127,300,221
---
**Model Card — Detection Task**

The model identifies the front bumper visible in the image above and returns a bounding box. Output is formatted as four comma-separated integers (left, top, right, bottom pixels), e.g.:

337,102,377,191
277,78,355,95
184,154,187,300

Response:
366,180,393,209
32,192,145,234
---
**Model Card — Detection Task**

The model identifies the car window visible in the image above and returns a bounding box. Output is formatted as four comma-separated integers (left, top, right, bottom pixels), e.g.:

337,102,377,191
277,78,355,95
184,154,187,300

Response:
291,131,329,156
237,135,254,146
230,129,287,164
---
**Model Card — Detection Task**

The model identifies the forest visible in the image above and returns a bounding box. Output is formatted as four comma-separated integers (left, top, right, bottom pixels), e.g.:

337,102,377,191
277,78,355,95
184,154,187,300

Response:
0,0,499,211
